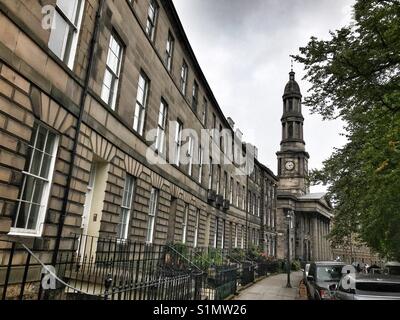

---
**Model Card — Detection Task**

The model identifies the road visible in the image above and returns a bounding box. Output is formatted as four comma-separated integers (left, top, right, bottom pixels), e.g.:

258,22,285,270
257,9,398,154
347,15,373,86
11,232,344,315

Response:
233,272,304,300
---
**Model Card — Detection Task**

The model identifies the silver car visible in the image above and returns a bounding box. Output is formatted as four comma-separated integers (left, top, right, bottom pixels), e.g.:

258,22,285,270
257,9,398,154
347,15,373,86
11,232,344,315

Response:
335,274,400,300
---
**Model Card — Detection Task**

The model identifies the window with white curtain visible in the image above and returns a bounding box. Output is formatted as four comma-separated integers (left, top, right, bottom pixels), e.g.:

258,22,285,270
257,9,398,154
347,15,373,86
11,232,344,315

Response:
180,61,188,95
133,72,150,135
198,147,204,184
208,159,213,190
48,0,85,69
187,136,194,176
155,99,168,154
221,220,225,249
213,217,218,248
101,33,124,110
241,226,245,249
182,203,189,244
174,121,183,166
117,175,135,240
165,32,174,71
146,188,159,243
234,224,238,248
145,0,158,41
194,209,200,248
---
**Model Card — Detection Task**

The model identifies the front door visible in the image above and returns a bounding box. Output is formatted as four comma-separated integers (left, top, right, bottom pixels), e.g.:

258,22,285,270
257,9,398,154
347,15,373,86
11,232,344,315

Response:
80,160,108,261
79,165,96,261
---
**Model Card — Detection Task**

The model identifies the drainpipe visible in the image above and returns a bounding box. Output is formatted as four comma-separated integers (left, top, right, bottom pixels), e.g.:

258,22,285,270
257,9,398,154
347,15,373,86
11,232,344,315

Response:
52,0,106,266
245,174,249,252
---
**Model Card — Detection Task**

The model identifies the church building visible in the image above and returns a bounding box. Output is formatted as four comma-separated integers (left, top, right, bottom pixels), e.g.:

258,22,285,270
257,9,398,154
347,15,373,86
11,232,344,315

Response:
276,70,333,262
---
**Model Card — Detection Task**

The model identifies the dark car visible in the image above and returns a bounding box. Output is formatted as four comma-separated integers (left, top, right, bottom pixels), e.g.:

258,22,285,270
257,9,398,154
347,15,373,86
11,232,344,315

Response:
335,274,400,300
383,262,400,276
306,261,346,300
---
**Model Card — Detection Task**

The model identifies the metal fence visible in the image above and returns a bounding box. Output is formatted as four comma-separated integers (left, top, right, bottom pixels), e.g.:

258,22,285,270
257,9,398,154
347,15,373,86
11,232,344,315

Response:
1,236,282,301
0,241,42,300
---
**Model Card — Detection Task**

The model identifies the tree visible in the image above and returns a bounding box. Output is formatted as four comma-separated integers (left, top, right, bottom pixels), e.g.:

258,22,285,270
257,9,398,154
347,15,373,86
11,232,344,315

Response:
294,0,400,260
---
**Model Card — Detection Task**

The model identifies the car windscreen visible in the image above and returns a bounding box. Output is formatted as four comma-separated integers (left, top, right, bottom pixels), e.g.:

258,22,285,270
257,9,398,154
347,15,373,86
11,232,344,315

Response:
356,282,400,294
316,265,343,282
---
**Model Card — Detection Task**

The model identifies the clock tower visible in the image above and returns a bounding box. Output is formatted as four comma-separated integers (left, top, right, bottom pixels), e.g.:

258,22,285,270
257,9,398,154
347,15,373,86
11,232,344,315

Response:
277,69,310,196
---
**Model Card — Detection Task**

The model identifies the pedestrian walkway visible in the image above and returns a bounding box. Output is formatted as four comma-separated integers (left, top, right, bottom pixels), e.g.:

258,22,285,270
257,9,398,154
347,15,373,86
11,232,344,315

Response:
234,272,304,300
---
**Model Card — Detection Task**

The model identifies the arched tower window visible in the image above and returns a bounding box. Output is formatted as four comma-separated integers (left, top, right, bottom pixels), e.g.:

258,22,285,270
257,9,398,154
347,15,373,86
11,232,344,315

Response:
288,122,294,138
282,123,286,139
288,99,293,112
296,121,301,138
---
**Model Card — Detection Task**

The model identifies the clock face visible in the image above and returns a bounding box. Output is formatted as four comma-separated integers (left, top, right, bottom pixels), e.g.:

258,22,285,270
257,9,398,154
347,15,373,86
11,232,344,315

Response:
285,161,295,171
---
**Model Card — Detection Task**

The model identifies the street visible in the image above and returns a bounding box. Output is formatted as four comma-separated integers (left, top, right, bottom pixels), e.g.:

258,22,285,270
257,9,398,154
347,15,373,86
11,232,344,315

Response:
234,272,304,300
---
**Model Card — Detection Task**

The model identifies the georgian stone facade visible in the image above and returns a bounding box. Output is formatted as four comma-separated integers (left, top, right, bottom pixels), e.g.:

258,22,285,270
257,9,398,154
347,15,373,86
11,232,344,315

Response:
0,0,280,274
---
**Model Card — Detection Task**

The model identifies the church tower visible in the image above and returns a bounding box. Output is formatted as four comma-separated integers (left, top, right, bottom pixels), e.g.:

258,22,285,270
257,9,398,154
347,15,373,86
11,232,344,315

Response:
277,69,310,196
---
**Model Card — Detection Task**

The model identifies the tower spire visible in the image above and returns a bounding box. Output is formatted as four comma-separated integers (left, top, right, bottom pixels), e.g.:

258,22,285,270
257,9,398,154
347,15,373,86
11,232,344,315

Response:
277,64,310,195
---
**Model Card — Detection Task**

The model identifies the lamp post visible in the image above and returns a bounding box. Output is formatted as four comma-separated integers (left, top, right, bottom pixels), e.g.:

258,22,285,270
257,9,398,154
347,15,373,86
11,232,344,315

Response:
286,210,294,288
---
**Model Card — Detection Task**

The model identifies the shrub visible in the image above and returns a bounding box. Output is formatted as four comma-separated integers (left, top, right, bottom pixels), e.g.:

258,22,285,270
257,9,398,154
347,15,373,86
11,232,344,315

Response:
291,260,301,271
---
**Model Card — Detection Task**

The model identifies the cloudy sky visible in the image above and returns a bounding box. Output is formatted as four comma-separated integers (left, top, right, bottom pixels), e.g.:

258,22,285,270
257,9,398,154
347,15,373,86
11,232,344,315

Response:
173,0,355,192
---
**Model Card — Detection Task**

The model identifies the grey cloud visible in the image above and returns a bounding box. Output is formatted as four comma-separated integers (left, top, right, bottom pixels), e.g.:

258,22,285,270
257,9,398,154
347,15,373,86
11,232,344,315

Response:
173,0,354,192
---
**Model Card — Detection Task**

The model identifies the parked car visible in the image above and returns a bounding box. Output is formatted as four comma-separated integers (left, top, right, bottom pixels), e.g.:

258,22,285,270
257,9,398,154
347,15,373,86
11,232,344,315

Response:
306,261,346,300
303,263,311,284
334,274,400,300
368,267,382,275
383,262,400,276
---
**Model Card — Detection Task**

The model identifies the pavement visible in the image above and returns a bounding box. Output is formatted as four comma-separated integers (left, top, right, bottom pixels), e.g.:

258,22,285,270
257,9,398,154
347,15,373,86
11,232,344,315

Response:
233,272,305,300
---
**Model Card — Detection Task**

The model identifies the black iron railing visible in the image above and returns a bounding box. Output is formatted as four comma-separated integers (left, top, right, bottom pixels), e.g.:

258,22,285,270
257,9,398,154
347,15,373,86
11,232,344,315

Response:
1,235,282,301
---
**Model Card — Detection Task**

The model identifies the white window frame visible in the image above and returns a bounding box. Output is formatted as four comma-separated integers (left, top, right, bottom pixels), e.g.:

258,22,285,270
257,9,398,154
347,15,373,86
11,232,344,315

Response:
133,72,149,135
117,174,135,240
194,209,200,248
221,220,225,249
216,166,221,195
101,33,124,110
180,61,188,95
146,188,159,244
48,0,85,69
174,121,183,166
202,98,208,126
223,172,228,199
182,203,189,244
242,187,246,210
198,147,203,184
208,159,213,190
241,226,245,249
187,136,194,176
229,177,233,203
213,217,218,249
192,81,198,112
165,32,174,71
145,0,158,41
236,182,240,207
234,224,238,248
155,99,168,155
10,123,59,237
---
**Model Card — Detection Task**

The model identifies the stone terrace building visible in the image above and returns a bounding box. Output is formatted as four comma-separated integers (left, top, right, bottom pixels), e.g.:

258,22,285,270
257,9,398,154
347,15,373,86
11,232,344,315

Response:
0,0,281,288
